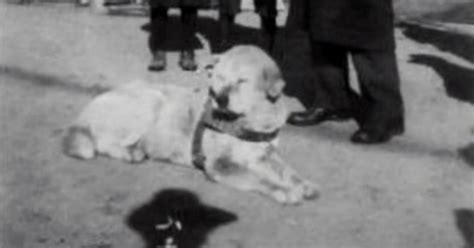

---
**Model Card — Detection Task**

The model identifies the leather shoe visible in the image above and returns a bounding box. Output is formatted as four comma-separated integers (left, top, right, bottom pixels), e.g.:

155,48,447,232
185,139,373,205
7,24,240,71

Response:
350,127,404,144
148,50,166,71
287,107,353,126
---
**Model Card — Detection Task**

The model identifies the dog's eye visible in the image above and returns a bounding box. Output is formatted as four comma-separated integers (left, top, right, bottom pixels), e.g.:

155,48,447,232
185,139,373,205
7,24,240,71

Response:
237,78,247,84
266,94,280,103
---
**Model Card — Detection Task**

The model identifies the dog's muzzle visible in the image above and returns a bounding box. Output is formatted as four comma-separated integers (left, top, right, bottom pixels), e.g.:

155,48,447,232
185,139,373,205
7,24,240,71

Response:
208,88,243,121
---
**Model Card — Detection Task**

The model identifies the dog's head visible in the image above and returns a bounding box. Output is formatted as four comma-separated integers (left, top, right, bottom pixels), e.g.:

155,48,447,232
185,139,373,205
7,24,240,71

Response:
205,45,288,132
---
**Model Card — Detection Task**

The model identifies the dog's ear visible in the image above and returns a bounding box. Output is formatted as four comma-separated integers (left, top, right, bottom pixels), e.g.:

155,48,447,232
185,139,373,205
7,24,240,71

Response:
263,66,285,103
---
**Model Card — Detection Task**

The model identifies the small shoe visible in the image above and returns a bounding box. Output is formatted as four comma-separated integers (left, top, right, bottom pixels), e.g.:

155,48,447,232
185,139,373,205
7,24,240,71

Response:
179,50,198,71
287,107,353,126
350,127,404,144
148,50,166,71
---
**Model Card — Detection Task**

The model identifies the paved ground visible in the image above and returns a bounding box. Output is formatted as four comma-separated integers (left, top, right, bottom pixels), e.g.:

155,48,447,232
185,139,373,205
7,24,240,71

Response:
0,2,473,248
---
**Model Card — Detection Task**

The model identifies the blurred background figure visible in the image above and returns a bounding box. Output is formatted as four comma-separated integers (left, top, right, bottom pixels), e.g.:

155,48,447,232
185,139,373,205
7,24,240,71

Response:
218,0,280,52
148,0,217,71
287,0,405,144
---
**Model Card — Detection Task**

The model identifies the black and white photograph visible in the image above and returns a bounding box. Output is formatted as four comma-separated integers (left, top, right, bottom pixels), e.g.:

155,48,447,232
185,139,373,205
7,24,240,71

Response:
0,0,473,247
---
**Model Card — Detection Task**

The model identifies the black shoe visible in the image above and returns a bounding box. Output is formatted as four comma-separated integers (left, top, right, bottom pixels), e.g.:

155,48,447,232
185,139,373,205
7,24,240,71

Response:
287,107,353,126
350,126,404,144
148,50,166,71
179,50,197,71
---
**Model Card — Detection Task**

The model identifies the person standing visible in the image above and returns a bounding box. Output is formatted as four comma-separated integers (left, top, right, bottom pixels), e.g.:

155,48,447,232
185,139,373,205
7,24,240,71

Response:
287,0,405,144
148,0,216,71
218,0,277,52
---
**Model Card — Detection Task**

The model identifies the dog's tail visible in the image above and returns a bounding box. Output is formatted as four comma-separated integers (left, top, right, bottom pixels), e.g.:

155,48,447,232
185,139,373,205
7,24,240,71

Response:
62,125,96,160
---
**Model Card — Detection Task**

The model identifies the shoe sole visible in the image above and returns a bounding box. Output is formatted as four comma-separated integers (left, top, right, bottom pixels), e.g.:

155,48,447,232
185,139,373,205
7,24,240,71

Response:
350,128,404,144
148,63,166,71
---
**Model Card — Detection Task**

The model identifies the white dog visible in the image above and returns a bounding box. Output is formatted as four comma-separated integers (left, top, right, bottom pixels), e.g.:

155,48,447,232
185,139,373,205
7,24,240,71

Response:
63,45,318,204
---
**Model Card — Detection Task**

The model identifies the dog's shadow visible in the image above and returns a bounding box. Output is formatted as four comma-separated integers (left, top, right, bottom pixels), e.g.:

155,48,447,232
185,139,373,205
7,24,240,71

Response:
454,209,474,248
127,188,238,248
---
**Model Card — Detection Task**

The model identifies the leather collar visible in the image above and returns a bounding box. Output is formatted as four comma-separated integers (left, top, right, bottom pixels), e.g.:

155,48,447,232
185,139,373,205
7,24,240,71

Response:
192,99,279,170
203,122,279,142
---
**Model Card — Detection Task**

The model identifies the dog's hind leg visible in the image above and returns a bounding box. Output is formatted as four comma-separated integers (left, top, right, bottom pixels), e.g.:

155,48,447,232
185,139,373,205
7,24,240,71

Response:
95,139,135,163
63,126,96,160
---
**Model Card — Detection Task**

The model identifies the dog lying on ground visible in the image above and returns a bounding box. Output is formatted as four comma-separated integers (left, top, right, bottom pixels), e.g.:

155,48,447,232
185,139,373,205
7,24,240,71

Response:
63,45,318,204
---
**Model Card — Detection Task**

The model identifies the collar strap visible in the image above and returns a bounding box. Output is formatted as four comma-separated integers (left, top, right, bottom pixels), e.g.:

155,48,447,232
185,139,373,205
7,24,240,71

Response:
191,121,279,171
191,98,279,170
204,123,279,142
192,120,207,171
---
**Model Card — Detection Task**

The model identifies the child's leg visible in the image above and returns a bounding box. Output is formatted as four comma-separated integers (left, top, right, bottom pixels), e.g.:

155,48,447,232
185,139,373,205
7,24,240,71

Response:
219,12,235,51
218,0,240,52
255,0,277,52
179,6,198,71
148,6,168,71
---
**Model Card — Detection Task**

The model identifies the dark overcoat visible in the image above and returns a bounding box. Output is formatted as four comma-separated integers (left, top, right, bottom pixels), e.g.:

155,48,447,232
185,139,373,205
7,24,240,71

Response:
149,0,218,8
218,0,240,14
306,0,396,50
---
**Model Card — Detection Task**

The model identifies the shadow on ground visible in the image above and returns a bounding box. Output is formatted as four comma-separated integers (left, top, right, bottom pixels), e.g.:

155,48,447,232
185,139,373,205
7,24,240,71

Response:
288,123,459,162
0,65,107,95
458,143,474,168
399,1,474,62
422,2,474,25
127,189,238,248
454,209,474,248
399,22,474,63
409,54,474,105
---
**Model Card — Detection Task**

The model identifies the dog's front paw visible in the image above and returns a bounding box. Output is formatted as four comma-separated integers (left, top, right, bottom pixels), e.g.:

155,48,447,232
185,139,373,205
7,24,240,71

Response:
271,190,303,205
130,148,147,164
270,187,312,205
283,182,320,205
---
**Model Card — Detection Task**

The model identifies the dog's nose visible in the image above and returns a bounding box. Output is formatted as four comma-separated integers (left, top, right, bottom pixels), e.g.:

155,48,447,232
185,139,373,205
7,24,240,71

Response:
209,88,229,108
215,94,229,108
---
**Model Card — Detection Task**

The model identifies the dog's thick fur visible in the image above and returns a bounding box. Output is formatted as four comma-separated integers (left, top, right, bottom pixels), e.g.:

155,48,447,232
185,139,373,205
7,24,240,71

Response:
63,45,318,204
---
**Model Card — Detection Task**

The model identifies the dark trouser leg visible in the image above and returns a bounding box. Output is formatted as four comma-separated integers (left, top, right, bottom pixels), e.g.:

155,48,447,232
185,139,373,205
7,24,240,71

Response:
180,6,198,50
287,42,357,126
350,49,404,143
179,7,198,71
255,0,277,52
148,7,168,71
218,0,240,52
311,42,359,110
351,49,404,131
218,12,235,51
181,7,198,50
284,0,308,32
149,6,168,53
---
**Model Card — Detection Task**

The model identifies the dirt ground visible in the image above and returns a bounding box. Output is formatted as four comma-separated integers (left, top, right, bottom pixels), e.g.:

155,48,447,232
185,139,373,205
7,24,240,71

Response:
1,2,473,248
